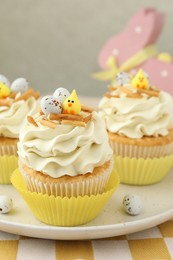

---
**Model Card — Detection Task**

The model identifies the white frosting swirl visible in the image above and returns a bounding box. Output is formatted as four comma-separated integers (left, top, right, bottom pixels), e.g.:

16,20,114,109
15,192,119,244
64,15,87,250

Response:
0,97,38,138
99,90,173,139
18,111,113,178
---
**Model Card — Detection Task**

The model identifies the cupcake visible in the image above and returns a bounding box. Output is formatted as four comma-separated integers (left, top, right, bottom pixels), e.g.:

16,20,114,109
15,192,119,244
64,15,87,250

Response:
12,88,119,226
99,69,173,185
0,75,40,183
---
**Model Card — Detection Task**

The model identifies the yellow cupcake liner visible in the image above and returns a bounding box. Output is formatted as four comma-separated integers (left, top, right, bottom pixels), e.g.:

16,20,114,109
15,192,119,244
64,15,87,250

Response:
0,155,18,184
11,168,120,226
113,154,173,185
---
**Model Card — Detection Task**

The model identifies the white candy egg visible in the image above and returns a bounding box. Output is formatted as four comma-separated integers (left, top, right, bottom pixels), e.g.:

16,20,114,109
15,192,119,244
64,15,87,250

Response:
0,74,10,87
0,195,13,213
123,194,142,216
40,96,62,116
11,78,29,93
53,88,70,103
116,72,131,86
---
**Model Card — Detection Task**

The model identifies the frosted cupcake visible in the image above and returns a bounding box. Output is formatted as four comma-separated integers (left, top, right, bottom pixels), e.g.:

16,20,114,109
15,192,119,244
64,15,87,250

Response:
12,88,119,226
0,75,40,183
99,69,173,185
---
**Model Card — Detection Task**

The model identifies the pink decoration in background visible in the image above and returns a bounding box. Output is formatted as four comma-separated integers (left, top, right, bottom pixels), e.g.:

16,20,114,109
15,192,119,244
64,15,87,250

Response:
98,8,173,95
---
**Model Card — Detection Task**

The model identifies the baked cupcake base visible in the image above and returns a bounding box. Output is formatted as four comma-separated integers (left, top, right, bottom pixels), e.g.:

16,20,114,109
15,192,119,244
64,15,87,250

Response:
108,130,173,159
11,168,119,226
113,154,173,185
19,159,114,197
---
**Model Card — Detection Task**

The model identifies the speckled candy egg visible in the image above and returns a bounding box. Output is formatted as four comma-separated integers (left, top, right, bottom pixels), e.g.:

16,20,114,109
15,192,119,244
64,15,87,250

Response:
123,194,142,216
0,195,13,213
11,78,29,93
40,96,62,116
0,74,10,87
116,72,131,86
53,88,70,103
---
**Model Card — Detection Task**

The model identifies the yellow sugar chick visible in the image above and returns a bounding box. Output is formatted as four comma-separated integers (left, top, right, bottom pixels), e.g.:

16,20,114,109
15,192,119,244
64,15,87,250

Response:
131,69,149,90
0,82,10,98
63,89,81,115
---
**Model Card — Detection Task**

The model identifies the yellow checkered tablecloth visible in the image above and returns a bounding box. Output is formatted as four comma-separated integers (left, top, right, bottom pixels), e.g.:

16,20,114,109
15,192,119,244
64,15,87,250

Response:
0,220,173,260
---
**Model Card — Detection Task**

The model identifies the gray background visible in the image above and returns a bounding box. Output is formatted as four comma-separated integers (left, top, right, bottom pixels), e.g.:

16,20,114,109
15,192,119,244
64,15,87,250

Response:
0,0,172,97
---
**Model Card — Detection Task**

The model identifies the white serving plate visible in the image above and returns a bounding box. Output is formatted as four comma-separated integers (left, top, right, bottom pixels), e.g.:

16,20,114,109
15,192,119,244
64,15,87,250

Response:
0,96,173,240
0,169,173,240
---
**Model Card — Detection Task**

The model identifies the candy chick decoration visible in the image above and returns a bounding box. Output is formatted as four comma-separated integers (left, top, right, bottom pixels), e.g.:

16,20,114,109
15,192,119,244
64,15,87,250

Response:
63,90,81,115
0,83,10,98
131,69,149,89
11,78,29,93
53,87,70,103
40,96,62,116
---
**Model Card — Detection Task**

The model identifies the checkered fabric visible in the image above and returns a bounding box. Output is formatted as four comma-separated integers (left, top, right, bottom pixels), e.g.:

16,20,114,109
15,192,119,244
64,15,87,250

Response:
0,220,173,260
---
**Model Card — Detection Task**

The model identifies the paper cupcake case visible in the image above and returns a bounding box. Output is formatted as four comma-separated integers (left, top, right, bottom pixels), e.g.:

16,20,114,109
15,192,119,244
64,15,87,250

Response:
109,140,173,159
0,156,18,184
0,142,18,184
11,168,120,226
113,154,173,185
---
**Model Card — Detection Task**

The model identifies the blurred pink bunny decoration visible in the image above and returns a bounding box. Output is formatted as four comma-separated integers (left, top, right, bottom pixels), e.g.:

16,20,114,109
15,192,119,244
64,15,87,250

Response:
94,8,173,95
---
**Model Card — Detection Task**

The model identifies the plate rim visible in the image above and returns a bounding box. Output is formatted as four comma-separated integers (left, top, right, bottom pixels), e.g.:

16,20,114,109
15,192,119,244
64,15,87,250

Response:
0,206,173,240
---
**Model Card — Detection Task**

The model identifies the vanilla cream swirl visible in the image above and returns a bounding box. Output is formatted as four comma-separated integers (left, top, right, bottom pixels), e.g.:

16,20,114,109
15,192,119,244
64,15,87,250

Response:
18,111,113,177
0,97,38,138
99,90,173,139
